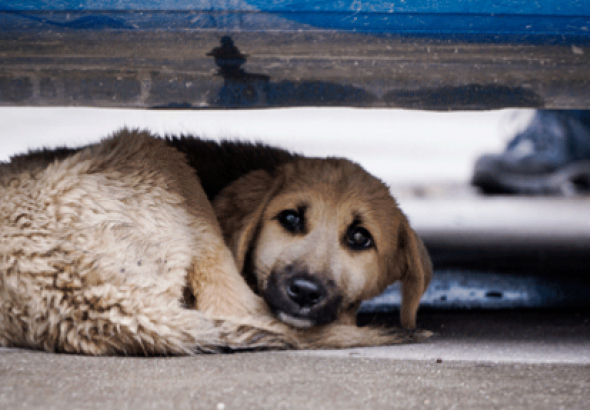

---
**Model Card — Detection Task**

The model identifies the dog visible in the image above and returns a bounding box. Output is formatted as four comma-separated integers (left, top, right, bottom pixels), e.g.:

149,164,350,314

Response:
0,129,432,355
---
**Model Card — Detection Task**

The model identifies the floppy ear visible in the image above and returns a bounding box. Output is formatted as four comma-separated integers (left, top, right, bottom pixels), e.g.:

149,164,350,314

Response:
213,170,283,272
396,221,433,330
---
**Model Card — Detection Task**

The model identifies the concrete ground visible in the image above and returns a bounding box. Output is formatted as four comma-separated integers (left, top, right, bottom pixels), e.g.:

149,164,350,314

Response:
1,310,588,410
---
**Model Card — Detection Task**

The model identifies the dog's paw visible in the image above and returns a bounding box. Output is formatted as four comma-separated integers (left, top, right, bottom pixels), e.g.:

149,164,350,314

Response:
400,328,434,342
292,324,432,349
373,326,432,345
214,317,299,352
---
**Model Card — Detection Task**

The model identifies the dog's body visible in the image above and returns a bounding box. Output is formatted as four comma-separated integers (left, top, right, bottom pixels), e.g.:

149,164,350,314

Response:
0,130,431,355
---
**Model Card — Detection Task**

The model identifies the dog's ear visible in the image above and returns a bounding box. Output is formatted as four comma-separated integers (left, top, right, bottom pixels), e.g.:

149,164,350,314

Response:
393,220,432,330
213,170,283,272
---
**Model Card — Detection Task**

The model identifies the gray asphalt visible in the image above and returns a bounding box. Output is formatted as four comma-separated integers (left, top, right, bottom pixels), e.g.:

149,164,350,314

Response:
1,310,588,410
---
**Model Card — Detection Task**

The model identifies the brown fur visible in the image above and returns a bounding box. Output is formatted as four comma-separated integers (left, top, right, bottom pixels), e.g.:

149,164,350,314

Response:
214,157,433,338
0,129,431,355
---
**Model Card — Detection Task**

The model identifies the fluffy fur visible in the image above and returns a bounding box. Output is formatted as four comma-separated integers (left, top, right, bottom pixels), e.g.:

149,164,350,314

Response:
0,129,431,355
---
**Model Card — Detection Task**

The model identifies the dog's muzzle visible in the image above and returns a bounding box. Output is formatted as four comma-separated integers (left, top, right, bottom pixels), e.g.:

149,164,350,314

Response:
263,265,342,328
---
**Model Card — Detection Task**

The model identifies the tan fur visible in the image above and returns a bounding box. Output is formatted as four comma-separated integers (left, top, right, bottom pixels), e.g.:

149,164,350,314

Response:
0,130,431,355
0,131,293,354
214,157,433,344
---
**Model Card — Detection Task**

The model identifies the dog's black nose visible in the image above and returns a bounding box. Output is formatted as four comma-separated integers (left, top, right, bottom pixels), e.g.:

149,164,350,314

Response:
286,277,326,308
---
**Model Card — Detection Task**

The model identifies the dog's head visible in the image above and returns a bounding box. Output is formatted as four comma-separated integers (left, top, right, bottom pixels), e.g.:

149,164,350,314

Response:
214,157,432,329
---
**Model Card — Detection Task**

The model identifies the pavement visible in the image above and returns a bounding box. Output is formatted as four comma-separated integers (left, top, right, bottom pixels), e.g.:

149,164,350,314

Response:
1,310,588,410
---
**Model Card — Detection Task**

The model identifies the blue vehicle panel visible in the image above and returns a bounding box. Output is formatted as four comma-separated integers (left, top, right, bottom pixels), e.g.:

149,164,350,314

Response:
1,1,589,38
0,1,588,109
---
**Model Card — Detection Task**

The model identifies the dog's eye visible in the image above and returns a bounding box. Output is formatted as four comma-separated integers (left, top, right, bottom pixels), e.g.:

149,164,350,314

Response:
277,209,304,232
347,226,373,250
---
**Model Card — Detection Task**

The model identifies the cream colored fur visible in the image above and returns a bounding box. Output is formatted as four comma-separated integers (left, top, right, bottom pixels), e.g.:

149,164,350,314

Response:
0,132,293,354
0,130,431,355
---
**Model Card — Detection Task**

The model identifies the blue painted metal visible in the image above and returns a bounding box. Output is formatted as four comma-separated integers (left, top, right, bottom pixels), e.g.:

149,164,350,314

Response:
1,1,589,41
361,270,590,311
1,1,588,109
4,0,584,13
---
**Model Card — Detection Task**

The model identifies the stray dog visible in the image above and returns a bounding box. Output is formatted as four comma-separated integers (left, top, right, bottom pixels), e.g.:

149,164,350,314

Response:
0,129,432,355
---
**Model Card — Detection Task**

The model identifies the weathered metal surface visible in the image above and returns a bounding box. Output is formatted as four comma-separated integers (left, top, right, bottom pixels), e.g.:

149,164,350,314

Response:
363,194,590,310
0,1,589,109
362,241,590,310
1,31,588,110
361,269,590,310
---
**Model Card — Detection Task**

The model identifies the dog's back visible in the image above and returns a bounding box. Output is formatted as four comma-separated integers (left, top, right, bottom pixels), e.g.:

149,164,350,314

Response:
1,133,298,201
0,130,295,354
165,136,298,200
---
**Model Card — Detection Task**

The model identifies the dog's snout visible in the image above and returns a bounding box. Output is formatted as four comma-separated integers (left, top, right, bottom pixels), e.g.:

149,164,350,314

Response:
264,266,341,327
287,277,326,308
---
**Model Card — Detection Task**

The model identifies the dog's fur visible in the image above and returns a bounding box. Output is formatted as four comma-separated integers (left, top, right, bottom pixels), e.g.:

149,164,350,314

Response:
0,129,432,355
